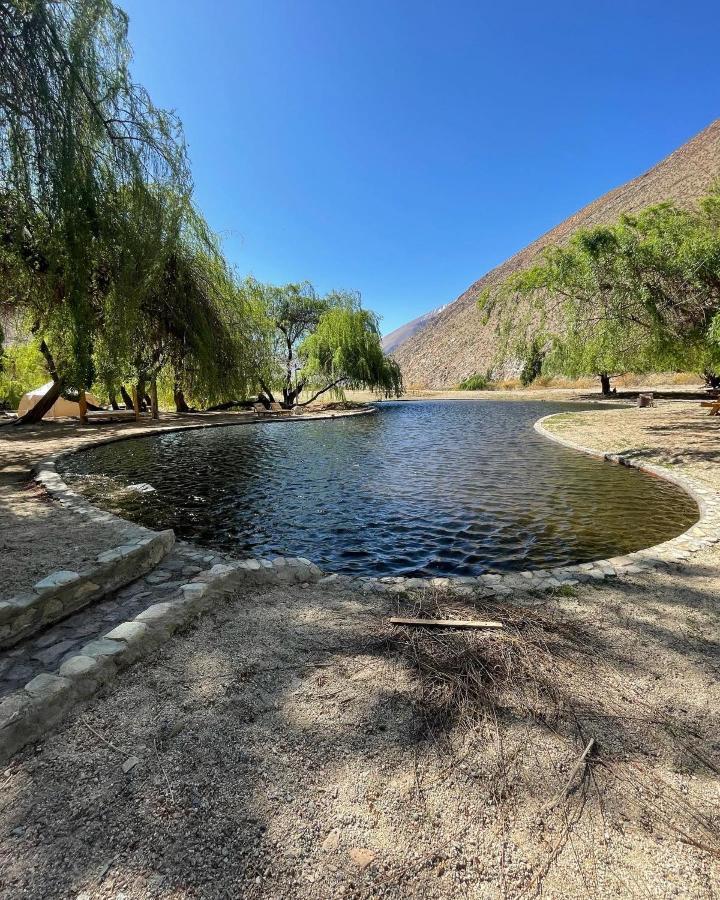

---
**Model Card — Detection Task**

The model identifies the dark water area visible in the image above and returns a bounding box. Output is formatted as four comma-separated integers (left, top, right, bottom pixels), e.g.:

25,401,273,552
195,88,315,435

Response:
60,401,697,577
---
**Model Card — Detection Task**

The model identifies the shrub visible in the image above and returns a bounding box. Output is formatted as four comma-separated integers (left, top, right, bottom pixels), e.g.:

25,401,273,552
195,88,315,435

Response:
457,372,493,390
0,342,48,410
520,340,545,386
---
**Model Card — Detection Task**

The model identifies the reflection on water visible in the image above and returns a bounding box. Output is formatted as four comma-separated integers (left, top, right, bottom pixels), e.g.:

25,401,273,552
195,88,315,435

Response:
60,401,697,577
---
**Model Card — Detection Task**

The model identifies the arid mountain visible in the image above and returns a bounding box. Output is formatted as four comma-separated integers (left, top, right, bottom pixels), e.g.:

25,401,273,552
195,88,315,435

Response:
381,304,448,354
391,119,720,388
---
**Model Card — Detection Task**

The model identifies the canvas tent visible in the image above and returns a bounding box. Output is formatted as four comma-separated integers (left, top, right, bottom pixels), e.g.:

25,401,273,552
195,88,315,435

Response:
17,382,101,419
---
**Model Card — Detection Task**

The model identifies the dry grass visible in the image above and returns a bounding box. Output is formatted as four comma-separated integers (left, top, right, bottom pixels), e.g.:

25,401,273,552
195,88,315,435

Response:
372,586,720,883
375,589,583,740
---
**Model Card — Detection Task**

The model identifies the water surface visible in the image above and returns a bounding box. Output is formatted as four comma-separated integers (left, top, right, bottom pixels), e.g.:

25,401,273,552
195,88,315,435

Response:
60,401,697,577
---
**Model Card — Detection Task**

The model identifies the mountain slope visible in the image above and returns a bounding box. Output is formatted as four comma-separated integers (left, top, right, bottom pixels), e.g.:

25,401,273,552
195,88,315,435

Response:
391,119,720,388
381,304,448,354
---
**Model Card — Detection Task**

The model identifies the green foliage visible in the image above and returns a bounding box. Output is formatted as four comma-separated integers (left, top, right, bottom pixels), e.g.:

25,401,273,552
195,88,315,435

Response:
457,372,492,390
248,280,401,407
0,340,47,409
300,304,402,403
519,339,545,386
0,2,396,418
0,0,188,393
480,189,720,382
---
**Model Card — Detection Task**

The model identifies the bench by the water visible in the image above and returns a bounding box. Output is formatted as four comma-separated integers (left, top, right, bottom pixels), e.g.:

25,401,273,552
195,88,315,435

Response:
86,409,151,423
253,402,294,417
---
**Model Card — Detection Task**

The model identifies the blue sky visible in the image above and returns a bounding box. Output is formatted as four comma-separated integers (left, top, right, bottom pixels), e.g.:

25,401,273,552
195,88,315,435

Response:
122,0,720,335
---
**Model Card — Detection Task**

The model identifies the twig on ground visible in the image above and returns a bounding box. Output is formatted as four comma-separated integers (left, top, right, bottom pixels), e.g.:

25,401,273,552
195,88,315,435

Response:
80,718,130,756
542,738,596,816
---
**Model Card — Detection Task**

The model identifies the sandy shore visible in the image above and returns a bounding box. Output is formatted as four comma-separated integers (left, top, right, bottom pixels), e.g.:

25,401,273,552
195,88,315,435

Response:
0,401,719,898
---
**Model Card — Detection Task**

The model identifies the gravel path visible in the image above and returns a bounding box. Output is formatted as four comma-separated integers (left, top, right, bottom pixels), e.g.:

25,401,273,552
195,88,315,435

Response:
0,562,718,899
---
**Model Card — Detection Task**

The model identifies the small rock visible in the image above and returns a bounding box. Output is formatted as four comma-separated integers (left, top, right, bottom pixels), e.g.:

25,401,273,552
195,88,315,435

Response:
322,828,341,851
122,756,140,774
31,639,78,667
348,848,375,869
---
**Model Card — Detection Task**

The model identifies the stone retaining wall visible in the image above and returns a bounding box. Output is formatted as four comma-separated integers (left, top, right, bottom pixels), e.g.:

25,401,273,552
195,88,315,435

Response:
0,530,174,650
0,554,323,763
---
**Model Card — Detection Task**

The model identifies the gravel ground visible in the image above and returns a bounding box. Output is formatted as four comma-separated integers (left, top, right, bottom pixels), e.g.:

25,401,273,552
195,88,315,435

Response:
0,479,132,600
0,560,718,899
543,400,720,490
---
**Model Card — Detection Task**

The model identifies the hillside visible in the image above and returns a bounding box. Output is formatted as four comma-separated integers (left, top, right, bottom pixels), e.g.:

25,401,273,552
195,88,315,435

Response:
391,119,720,388
381,304,448,354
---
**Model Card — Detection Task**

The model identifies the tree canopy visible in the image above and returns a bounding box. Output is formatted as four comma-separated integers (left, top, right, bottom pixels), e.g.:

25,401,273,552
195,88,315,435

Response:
479,190,720,392
248,280,402,408
0,1,399,420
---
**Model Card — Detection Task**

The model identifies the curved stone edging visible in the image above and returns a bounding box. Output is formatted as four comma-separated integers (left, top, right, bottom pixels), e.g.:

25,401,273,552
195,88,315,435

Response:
34,404,720,600
1,410,378,762
0,529,174,650
0,554,324,764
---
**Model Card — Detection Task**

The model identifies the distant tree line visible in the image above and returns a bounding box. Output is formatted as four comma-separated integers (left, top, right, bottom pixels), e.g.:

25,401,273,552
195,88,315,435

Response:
479,190,720,393
0,0,400,422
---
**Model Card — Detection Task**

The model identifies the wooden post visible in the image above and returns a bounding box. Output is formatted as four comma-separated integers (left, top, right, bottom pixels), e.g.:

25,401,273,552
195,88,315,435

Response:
150,377,159,420
78,388,88,424
131,385,140,422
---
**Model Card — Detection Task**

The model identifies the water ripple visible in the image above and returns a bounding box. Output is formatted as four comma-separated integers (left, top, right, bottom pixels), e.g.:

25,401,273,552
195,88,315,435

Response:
59,401,697,577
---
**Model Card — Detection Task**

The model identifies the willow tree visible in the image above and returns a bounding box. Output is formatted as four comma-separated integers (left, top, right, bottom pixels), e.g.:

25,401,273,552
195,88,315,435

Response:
89,184,264,414
249,279,401,407
479,192,720,393
0,0,188,422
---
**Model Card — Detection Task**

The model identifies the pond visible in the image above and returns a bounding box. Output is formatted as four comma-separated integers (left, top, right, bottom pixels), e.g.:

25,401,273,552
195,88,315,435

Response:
59,400,697,578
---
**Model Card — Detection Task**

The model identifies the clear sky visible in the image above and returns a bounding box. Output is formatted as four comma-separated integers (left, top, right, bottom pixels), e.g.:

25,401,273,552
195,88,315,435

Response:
121,0,719,335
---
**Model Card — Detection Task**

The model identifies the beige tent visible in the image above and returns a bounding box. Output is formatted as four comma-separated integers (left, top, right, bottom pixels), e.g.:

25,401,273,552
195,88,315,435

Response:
17,381,101,419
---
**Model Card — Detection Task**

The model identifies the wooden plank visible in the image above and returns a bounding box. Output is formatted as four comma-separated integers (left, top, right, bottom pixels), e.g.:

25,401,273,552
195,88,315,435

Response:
389,617,503,630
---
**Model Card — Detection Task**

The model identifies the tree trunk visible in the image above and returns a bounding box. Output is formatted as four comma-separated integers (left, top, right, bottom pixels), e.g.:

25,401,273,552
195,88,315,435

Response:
137,378,147,412
150,378,159,419
174,384,189,413
12,339,63,426
131,385,140,422
283,381,306,409
599,372,611,395
12,379,63,426
259,380,275,405
120,385,134,409
109,390,119,411
78,389,88,424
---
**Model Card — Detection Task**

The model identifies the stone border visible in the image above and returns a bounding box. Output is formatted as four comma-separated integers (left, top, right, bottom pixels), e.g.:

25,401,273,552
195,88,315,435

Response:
28,403,720,601
1,451,176,649
0,554,323,763
312,411,720,595
1,406,375,648
0,529,174,650
1,410,374,761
